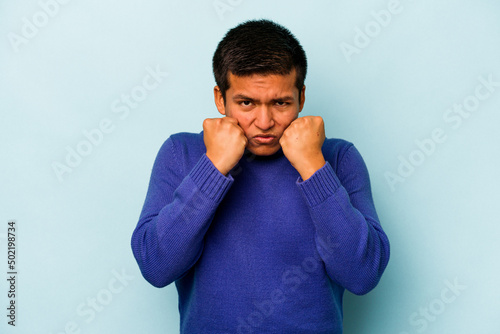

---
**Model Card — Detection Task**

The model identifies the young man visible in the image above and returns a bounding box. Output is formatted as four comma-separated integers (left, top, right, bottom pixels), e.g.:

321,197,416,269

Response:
131,19,390,333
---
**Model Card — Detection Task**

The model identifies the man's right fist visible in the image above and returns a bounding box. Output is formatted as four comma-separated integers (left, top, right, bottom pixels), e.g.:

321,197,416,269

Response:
203,117,248,176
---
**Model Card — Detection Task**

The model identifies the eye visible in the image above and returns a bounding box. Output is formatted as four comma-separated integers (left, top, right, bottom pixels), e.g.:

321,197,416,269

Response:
240,101,252,107
275,101,289,107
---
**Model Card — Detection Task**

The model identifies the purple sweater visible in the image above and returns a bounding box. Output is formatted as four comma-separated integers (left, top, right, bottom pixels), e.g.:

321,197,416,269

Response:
131,132,390,333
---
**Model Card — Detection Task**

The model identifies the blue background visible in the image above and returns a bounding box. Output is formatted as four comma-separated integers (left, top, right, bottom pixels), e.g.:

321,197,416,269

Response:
1,0,499,333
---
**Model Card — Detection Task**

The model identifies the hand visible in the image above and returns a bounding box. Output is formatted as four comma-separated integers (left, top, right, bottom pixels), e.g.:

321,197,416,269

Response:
279,116,326,180
203,117,248,175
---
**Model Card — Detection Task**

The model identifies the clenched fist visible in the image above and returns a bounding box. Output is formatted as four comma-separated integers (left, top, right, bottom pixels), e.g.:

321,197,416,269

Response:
203,117,248,175
279,116,326,180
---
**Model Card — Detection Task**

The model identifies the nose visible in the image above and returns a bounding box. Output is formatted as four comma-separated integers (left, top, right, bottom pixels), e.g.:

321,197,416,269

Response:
254,106,275,130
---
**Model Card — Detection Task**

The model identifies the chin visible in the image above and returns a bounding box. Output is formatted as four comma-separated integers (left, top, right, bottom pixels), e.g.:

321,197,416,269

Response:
248,145,280,156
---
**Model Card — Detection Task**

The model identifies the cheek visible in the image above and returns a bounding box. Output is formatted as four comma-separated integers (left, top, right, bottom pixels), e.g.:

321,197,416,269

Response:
225,108,249,125
229,114,252,135
234,115,252,129
276,112,299,129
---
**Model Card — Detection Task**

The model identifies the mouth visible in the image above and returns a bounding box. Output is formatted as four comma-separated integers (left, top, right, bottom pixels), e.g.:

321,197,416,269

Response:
252,134,277,145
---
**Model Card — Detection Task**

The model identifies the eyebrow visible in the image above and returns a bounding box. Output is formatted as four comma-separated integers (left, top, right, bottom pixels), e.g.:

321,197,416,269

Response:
232,94,295,103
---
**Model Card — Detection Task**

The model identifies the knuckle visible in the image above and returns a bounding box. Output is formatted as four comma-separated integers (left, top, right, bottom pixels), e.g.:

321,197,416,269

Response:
203,118,212,129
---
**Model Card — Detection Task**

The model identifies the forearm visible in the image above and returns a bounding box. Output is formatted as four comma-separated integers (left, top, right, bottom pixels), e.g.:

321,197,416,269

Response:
310,184,389,295
298,158,390,295
131,154,233,288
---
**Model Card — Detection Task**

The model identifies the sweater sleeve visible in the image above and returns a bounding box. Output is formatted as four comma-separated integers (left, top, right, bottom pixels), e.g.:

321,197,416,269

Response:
296,144,390,295
131,137,233,288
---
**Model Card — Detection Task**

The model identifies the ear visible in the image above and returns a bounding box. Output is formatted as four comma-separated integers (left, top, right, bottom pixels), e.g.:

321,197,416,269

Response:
298,85,306,113
214,86,226,116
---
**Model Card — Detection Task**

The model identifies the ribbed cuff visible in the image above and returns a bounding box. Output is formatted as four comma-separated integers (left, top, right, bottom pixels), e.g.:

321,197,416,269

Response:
296,162,341,207
188,154,233,203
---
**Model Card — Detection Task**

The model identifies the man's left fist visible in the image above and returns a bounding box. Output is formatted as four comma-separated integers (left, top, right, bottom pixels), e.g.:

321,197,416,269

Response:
279,116,326,180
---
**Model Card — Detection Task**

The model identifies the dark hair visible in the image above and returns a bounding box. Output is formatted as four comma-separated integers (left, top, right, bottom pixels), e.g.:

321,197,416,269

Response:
213,19,307,103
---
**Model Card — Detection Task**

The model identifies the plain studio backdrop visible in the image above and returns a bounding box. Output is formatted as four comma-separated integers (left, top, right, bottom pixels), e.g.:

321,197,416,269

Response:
1,0,499,333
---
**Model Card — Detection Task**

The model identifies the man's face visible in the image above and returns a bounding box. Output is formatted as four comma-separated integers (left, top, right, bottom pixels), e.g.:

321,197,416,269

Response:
214,69,305,156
